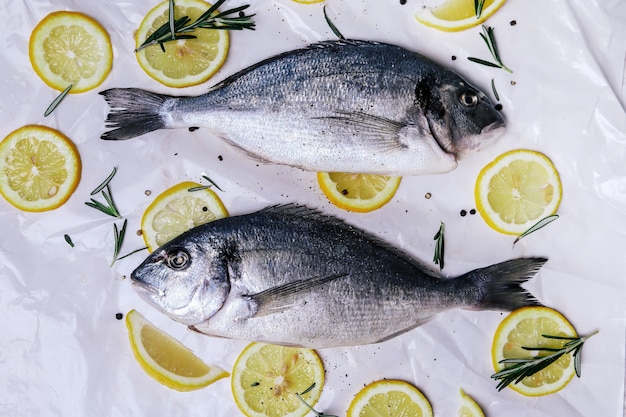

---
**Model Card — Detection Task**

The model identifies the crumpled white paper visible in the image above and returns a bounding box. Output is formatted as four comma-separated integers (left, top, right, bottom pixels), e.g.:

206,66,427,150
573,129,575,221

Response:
1,0,625,416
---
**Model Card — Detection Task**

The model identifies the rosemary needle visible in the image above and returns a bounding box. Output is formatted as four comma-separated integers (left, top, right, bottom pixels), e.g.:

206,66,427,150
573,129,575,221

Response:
491,78,500,101
474,0,486,19
433,222,445,270
64,234,75,247
514,214,559,245
44,84,73,117
116,247,148,262
295,383,338,417
91,167,117,196
323,5,345,40
188,174,224,192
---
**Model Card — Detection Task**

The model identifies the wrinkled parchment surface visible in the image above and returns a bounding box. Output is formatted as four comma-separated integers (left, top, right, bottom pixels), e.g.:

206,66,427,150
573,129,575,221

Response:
1,1,625,416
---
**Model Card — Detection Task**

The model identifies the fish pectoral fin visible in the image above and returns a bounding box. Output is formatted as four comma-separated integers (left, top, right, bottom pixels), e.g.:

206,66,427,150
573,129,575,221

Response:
246,273,348,317
314,112,407,149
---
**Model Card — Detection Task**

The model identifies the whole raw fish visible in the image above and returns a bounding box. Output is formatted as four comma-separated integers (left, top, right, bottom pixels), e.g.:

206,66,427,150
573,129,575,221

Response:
131,205,545,348
101,40,504,175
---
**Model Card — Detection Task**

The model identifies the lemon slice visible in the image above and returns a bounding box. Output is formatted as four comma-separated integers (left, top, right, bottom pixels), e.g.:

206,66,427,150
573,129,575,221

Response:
459,389,485,417
474,149,562,235
135,0,229,88
231,342,325,417
29,11,113,93
125,309,228,391
492,306,578,396
317,172,401,213
415,0,507,32
347,379,433,417
0,125,81,212
141,181,228,252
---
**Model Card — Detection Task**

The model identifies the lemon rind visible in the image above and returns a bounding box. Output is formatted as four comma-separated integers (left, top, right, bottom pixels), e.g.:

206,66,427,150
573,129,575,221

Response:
347,379,433,417
317,172,402,213
415,0,507,32
475,149,562,235
29,11,113,93
141,181,228,252
0,125,81,212
126,309,229,392
231,342,325,417
134,0,229,88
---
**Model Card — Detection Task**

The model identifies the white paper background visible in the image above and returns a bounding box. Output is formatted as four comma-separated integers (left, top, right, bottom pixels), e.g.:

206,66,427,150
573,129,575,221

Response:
1,0,625,416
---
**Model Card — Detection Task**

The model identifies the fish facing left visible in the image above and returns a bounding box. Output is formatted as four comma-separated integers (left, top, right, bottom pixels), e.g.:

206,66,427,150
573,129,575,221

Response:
101,39,504,175
130,205,545,349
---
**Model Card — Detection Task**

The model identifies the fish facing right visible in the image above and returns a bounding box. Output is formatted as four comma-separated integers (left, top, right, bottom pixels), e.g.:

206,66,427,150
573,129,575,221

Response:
130,205,545,349
101,39,505,175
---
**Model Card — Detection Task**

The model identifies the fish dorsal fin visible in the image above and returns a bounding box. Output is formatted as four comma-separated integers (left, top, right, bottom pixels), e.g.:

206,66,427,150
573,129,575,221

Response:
255,204,367,232
246,273,348,317
255,204,441,279
208,39,379,92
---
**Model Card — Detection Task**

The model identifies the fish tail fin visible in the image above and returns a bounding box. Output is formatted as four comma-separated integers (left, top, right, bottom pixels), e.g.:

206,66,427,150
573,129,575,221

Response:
461,257,546,311
100,88,171,140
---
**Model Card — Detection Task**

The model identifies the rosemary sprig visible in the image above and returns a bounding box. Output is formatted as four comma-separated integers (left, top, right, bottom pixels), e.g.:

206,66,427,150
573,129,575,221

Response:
491,331,598,391
468,25,513,74
85,168,122,218
44,84,73,117
135,0,255,52
474,0,486,19
64,234,75,247
295,383,338,417
433,222,445,270
323,5,345,40
188,174,224,192
514,214,559,245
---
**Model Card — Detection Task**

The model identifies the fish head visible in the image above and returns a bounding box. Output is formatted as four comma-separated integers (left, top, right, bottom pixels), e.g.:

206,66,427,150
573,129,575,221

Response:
427,80,505,158
130,235,230,326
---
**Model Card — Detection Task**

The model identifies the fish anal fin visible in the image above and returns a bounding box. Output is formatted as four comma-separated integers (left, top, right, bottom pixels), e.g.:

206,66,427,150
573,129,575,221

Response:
246,273,348,317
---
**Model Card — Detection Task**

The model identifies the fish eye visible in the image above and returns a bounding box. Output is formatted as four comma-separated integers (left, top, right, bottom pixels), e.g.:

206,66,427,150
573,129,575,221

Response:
459,90,479,107
165,248,190,271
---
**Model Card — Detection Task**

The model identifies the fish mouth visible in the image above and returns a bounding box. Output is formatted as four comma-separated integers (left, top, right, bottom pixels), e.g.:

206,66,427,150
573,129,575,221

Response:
478,120,506,146
481,119,505,136
453,119,506,157
130,277,164,298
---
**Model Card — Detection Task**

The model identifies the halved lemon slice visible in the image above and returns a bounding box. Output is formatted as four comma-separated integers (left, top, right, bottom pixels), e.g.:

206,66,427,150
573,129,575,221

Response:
474,149,562,235
231,342,325,417
141,181,228,252
347,379,433,417
135,0,229,88
492,306,577,396
29,11,113,93
125,309,228,391
317,172,401,213
459,388,485,417
415,0,507,32
0,125,81,212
